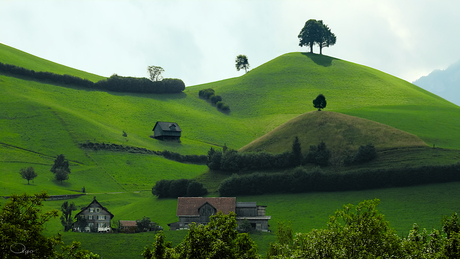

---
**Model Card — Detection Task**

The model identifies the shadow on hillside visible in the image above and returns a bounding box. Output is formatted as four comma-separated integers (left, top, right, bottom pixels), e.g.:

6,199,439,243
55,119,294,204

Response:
301,52,337,67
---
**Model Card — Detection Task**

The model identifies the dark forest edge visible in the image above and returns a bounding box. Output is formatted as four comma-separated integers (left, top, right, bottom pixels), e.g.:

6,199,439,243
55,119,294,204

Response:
79,142,207,164
0,61,185,94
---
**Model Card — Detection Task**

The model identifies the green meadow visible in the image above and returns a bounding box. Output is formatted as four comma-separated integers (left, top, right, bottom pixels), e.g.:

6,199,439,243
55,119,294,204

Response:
1,43,460,258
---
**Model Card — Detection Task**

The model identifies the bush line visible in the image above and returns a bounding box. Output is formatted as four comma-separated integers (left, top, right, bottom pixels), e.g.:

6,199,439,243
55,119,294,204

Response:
79,142,207,164
218,163,460,196
0,61,185,94
198,88,230,112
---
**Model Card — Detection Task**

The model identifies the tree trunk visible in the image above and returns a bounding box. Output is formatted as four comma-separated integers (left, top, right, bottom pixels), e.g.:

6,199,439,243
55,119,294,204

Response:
320,45,323,55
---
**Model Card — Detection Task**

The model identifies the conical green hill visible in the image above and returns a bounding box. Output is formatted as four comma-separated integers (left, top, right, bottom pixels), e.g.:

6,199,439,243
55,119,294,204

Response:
189,52,460,149
239,111,427,154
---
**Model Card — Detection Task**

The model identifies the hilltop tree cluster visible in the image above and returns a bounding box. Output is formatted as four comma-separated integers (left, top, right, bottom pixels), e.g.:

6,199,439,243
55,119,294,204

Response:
298,19,336,54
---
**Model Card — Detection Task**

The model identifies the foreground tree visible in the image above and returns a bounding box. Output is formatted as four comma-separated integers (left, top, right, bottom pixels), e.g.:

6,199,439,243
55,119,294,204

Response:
147,65,164,81
143,212,260,259
313,93,327,111
0,192,99,258
298,19,336,54
235,54,250,73
19,166,37,184
60,201,77,232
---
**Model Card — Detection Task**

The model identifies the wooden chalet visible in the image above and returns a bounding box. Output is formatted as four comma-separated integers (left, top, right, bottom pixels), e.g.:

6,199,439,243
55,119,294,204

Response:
74,196,114,232
152,121,181,141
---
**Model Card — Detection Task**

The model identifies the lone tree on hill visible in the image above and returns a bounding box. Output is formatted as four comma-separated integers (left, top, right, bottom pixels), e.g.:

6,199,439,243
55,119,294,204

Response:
298,19,336,54
235,54,250,73
55,168,69,184
51,154,71,174
313,94,327,111
147,65,164,81
20,166,37,184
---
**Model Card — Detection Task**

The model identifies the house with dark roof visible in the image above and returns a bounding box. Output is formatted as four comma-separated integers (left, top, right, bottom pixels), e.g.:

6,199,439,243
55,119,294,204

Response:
152,121,181,141
168,197,271,232
74,196,114,232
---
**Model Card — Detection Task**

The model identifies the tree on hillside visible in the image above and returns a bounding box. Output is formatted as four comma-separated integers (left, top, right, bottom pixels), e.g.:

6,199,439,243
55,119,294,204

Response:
290,136,302,166
19,166,37,184
60,201,77,232
235,54,250,73
55,168,69,184
298,19,336,54
316,20,336,55
147,65,164,81
51,154,71,174
313,94,327,111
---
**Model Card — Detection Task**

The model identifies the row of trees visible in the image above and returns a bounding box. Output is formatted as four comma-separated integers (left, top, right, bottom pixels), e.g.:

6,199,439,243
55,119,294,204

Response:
198,88,230,112
207,139,377,172
19,154,73,185
218,162,460,196
80,142,207,164
0,61,185,94
152,179,208,198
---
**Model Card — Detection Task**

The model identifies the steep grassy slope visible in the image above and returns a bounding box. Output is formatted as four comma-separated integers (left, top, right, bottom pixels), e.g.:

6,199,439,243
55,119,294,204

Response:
0,43,104,82
240,111,427,154
189,52,460,149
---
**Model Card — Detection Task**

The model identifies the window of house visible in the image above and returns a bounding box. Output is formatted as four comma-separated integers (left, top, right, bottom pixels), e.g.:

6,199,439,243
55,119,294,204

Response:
88,215,93,220
80,215,85,219
96,208,100,213
89,208,94,213
98,215,106,220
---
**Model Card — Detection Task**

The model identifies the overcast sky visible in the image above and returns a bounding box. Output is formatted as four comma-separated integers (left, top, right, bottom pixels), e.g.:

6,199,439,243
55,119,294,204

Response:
1,0,459,86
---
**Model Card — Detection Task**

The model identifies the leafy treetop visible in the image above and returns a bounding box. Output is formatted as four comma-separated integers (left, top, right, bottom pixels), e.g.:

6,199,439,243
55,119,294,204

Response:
298,19,336,54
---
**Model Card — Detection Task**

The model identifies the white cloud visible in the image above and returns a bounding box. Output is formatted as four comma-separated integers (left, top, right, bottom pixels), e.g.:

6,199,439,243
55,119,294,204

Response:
1,0,459,85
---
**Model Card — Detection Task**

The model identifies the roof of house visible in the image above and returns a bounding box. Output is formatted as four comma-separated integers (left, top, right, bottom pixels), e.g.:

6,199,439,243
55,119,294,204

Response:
176,197,236,216
152,121,182,132
236,202,257,208
119,220,137,227
74,196,114,219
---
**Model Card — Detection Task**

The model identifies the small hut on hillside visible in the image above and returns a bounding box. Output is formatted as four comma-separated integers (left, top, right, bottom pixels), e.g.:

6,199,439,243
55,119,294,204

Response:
152,121,181,141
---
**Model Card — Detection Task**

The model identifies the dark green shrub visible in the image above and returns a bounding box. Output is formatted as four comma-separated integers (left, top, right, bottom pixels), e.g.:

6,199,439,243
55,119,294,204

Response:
305,142,331,166
353,143,377,164
210,95,222,104
186,181,208,197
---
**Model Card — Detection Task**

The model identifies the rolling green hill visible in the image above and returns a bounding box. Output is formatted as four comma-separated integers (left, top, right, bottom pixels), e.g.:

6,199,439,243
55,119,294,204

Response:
2,44,460,258
240,110,427,154
188,52,460,149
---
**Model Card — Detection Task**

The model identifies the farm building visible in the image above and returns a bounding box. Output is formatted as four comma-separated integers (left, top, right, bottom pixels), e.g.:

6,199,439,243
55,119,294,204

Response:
168,197,271,232
118,220,137,233
152,121,181,141
74,196,114,232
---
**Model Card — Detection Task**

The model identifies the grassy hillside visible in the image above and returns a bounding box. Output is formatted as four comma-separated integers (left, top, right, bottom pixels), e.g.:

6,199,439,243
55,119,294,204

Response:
2,44,460,258
240,110,427,154
188,52,460,149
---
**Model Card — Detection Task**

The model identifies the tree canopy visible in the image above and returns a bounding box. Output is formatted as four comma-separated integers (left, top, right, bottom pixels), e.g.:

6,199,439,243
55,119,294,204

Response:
313,94,327,111
147,66,164,82
19,166,37,184
143,211,259,258
0,192,99,258
298,19,336,54
235,54,250,73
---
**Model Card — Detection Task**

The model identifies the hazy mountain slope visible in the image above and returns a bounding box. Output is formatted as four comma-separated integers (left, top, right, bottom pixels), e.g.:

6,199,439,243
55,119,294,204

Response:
413,59,460,106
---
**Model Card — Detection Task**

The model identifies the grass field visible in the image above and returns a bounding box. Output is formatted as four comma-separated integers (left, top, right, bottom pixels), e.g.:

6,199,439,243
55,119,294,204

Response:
1,43,460,258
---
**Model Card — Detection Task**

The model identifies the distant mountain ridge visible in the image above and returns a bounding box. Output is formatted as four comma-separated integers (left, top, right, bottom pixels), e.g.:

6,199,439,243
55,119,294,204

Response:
413,59,460,106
